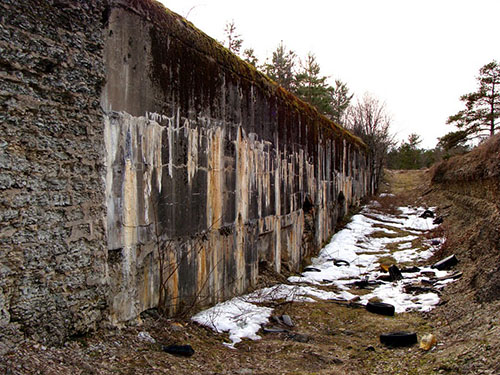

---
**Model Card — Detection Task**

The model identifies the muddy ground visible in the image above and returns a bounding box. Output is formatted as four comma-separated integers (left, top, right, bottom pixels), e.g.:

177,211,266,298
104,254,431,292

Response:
1,169,499,375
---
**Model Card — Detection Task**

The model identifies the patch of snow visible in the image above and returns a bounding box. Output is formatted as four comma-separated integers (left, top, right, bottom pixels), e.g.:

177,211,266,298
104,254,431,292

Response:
192,297,273,347
192,204,455,347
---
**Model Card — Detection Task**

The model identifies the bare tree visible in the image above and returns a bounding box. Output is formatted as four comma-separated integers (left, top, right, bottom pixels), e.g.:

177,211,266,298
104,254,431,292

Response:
345,93,395,190
222,20,243,54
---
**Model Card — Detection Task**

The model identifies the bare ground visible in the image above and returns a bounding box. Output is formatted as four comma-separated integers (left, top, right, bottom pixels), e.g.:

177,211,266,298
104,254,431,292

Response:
1,169,499,375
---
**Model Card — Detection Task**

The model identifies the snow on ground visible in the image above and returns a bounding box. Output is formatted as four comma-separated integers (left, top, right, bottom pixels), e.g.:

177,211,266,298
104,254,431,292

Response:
192,203,456,347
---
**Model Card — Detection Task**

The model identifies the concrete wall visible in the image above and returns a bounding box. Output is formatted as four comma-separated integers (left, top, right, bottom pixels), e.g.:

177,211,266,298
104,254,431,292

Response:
102,0,373,322
0,0,374,346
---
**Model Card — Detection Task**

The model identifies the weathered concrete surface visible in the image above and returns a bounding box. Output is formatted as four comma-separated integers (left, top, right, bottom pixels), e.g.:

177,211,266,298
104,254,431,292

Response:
102,0,373,322
0,0,375,345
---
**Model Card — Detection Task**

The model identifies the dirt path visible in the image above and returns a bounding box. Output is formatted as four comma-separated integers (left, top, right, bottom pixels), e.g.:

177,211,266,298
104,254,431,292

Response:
1,170,496,375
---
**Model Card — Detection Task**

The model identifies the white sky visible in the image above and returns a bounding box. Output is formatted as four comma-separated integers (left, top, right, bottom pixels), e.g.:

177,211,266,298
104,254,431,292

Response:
158,0,499,148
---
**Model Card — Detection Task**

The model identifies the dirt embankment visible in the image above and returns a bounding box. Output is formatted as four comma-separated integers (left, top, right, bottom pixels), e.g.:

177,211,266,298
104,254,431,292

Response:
423,134,500,374
428,135,500,303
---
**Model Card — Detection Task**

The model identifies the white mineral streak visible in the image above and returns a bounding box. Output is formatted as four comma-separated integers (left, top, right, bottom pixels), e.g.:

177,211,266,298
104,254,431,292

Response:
206,125,223,229
106,109,367,326
187,124,199,185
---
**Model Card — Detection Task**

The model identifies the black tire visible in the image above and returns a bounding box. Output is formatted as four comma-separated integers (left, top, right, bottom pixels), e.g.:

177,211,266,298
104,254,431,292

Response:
380,332,417,347
432,254,458,270
333,259,350,267
366,301,395,316
420,209,434,219
303,267,321,273
162,344,195,357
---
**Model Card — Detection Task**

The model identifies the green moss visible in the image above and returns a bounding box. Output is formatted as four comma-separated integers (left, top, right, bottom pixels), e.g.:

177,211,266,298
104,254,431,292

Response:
141,0,367,149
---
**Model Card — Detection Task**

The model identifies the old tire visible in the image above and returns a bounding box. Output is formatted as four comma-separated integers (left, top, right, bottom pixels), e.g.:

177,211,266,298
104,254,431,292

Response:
333,259,350,267
366,301,395,316
303,267,321,273
162,344,195,357
380,332,417,347
432,254,458,270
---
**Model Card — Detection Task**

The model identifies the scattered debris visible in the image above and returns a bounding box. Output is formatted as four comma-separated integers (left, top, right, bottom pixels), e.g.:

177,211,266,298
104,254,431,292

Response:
420,209,435,219
403,284,440,295
435,271,462,281
366,301,395,316
162,344,195,357
170,322,184,332
419,333,437,351
388,265,403,281
353,278,382,288
380,263,390,272
281,314,294,327
433,216,444,225
432,254,458,270
285,333,311,343
330,258,350,267
401,266,420,273
137,331,156,344
262,327,288,334
380,332,418,347
303,267,321,273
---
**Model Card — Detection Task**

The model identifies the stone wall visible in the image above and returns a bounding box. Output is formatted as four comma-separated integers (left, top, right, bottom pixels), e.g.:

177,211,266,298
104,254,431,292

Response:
0,0,374,346
0,0,108,346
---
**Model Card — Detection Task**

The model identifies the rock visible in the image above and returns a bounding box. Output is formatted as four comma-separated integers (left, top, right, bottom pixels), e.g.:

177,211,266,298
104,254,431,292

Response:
236,369,253,375
365,345,376,352
170,322,184,332
281,314,294,327
286,333,311,343
433,216,444,225
331,357,343,364
137,331,156,344
263,326,288,333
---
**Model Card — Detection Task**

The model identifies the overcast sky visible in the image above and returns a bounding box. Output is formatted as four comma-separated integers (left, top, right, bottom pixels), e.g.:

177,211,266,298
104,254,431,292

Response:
159,0,499,148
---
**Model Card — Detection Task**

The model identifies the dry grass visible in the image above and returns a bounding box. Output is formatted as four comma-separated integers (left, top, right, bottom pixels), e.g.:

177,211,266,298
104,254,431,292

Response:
431,133,500,182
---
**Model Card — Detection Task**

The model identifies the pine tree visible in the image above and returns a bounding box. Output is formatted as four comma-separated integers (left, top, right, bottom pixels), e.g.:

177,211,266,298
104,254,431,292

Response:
242,48,258,67
447,60,500,139
263,42,297,91
294,53,332,115
329,80,353,124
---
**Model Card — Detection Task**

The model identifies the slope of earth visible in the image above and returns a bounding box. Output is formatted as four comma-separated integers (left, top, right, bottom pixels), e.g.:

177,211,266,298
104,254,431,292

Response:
1,165,498,374
421,134,500,375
